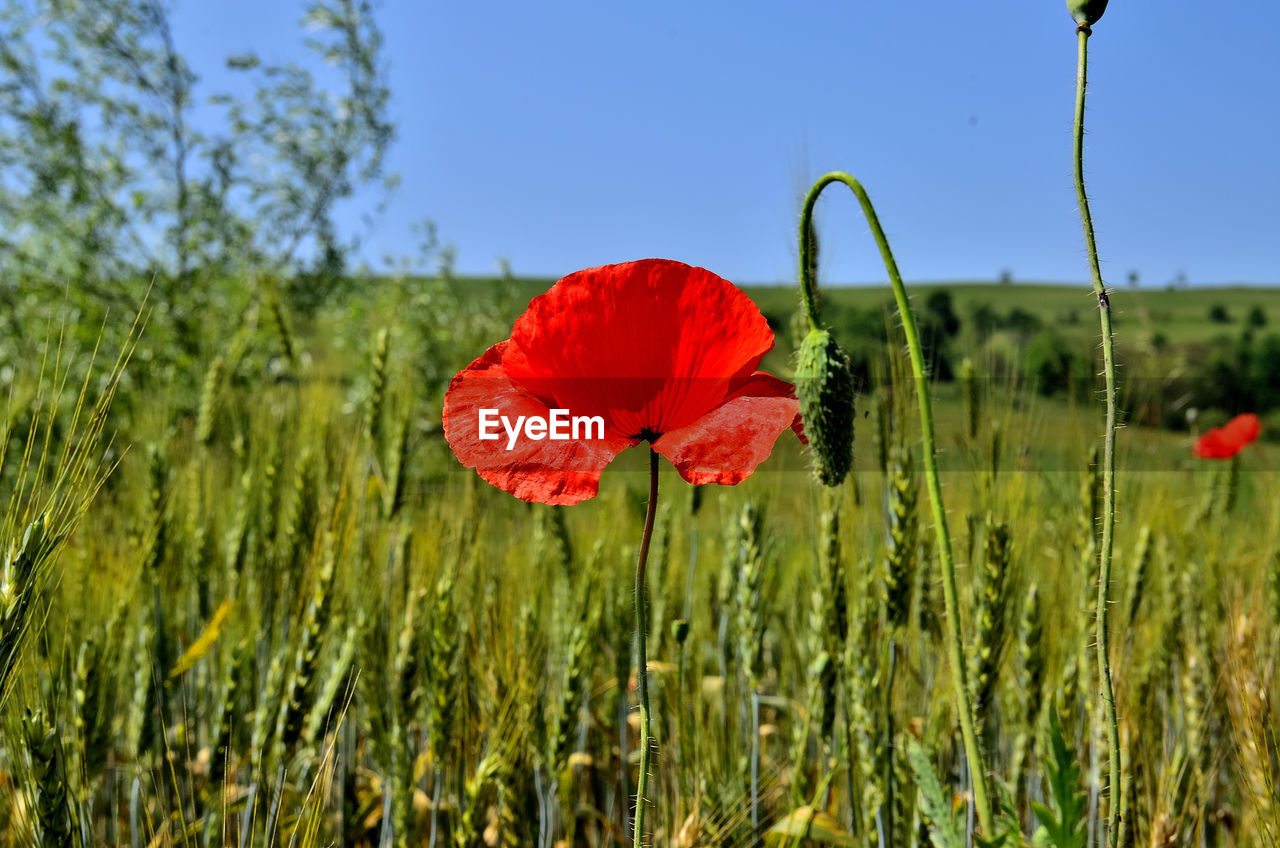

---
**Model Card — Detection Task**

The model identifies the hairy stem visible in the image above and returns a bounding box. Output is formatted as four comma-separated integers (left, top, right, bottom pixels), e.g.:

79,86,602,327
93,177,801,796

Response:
798,213,822,331
632,448,660,848
799,171,994,835
1073,25,1124,848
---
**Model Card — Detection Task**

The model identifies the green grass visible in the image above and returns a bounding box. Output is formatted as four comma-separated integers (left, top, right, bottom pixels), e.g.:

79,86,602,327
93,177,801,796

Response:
2,277,1278,847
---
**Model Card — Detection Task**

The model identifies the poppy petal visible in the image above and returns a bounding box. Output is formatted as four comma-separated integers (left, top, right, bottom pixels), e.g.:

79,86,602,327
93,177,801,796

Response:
1194,430,1234,459
1223,412,1261,446
443,341,634,504
1194,412,1262,460
652,372,800,485
506,259,776,437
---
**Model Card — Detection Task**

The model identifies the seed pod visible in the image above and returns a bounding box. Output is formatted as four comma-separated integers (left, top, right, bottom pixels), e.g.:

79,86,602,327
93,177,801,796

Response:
671,618,690,645
795,328,855,486
1067,0,1108,26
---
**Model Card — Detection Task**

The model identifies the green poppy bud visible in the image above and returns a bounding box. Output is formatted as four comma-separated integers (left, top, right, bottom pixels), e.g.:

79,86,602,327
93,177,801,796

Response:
1067,0,1108,26
795,328,855,486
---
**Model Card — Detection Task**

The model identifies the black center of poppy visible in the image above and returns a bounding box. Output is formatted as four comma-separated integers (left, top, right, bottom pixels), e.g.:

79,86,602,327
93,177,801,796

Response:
635,427,662,443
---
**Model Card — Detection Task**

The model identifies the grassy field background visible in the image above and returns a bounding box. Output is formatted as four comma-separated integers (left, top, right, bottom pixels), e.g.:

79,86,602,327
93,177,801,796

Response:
1,277,1278,847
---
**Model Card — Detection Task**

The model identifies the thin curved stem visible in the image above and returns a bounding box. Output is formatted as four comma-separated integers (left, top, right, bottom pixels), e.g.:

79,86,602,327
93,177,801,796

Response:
799,215,822,331
1073,25,1124,848
632,448,660,848
799,172,994,836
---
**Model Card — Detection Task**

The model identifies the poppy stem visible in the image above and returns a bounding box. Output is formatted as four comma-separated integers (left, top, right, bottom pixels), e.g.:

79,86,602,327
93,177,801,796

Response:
1073,25,1125,848
799,215,823,331
632,447,660,848
799,171,995,836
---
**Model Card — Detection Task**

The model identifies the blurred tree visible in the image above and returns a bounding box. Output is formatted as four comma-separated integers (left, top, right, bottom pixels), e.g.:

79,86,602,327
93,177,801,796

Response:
1024,331,1091,398
1248,334,1280,412
0,0,394,365
918,289,960,381
1208,304,1231,324
827,304,890,388
1246,305,1267,329
1003,307,1042,337
969,301,999,338
923,289,961,338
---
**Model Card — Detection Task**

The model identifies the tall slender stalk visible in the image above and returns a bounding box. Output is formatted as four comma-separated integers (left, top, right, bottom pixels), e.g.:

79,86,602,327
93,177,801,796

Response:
799,171,994,835
632,448,660,848
880,637,897,848
1072,24,1124,848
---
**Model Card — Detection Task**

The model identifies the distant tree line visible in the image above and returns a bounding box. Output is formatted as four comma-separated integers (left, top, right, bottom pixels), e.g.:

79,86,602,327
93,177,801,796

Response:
787,290,1279,432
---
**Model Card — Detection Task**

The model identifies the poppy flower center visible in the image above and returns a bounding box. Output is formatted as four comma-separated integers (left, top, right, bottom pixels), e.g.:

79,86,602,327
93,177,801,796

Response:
634,426,662,443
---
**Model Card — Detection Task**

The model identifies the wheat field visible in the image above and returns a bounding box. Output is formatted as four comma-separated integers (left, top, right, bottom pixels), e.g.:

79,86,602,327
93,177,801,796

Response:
1,278,1276,848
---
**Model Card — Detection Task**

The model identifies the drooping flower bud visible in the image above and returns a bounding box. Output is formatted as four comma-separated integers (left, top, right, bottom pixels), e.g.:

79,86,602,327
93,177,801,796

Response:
795,328,855,486
1067,0,1108,26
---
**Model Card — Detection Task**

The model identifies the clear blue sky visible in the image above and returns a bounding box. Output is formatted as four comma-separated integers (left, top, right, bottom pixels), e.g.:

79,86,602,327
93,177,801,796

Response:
172,1,1280,287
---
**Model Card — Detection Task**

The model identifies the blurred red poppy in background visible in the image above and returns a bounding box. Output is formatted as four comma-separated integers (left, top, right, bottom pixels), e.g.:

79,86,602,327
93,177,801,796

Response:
443,259,804,504
1194,412,1261,459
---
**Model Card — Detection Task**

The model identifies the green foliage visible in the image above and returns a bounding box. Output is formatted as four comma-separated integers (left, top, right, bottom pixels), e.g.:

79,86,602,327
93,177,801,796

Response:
1024,331,1092,398
906,735,964,848
2,281,1278,844
825,302,891,386
1031,707,1088,848
1186,331,1280,420
919,289,961,380
0,0,394,369
1004,307,1043,337
965,301,1043,343
971,301,1000,337
766,806,857,847
924,289,962,339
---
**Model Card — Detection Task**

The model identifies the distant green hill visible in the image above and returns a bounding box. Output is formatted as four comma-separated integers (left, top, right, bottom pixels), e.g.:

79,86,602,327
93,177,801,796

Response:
410,275,1280,434
744,281,1280,346
426,274,1280,347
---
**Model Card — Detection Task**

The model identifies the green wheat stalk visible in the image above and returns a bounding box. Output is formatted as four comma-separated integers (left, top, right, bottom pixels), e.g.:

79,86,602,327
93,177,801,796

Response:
1012,581,1046,814
971,516,1011,731
195,353,226,446
882,447,917,633
365,327,389,450
23,706,75,848
267,289,298,366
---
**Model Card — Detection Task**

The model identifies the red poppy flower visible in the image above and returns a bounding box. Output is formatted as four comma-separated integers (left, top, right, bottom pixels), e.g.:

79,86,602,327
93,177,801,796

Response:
443,259,804,504
1194,412,1262,459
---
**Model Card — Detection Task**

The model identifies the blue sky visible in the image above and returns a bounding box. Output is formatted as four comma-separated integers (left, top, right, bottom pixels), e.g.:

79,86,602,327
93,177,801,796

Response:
172,1,1280,287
